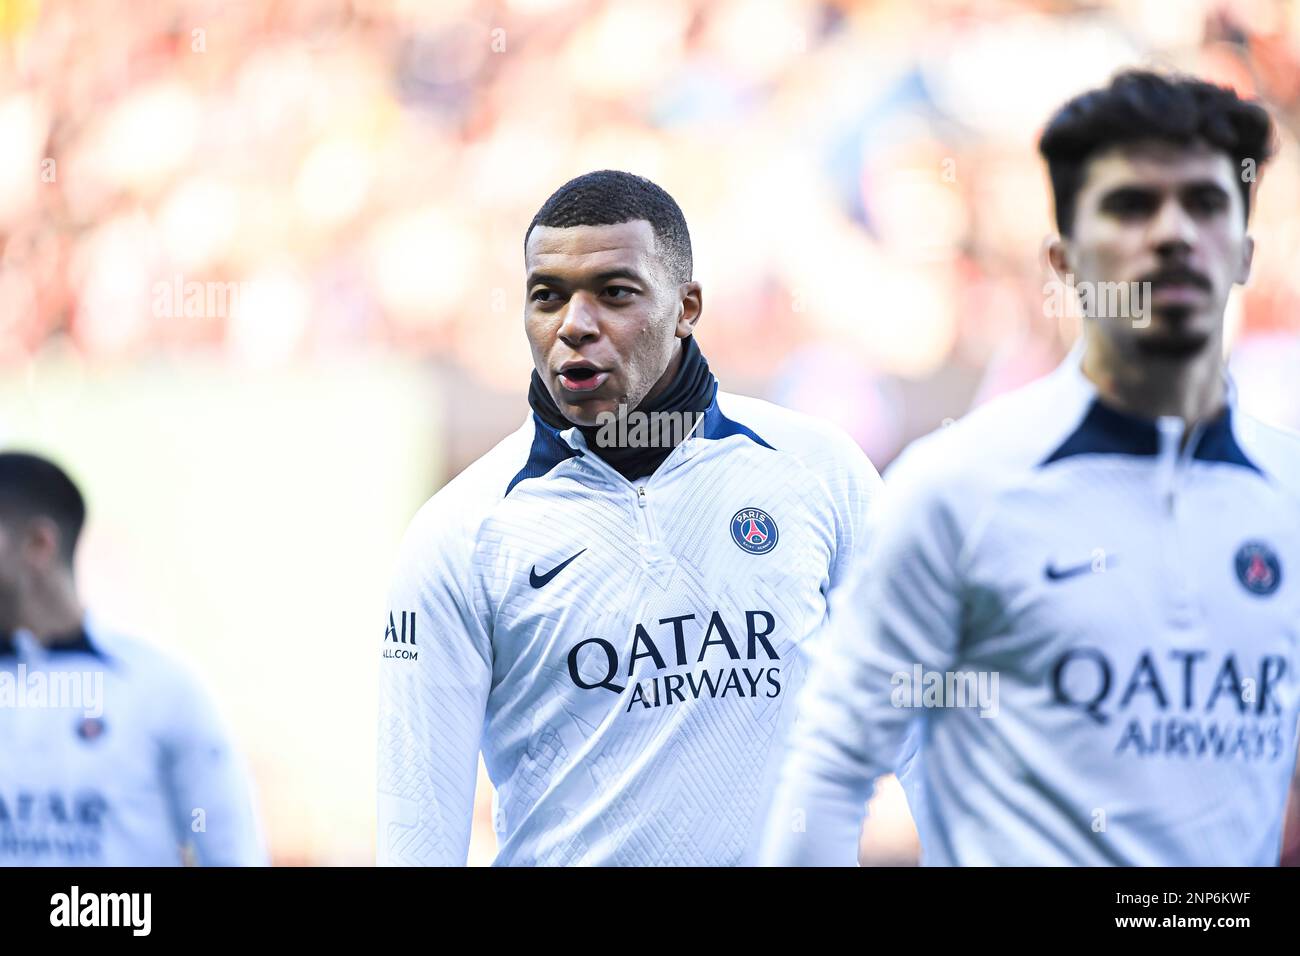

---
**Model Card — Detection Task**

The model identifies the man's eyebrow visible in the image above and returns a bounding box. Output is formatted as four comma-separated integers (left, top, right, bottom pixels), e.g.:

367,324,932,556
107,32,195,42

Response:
1179,180,1231,196
1099,179,1231,202
526,271,567,288
526,267,648,288
591,268,648,285
1099,184,1161,201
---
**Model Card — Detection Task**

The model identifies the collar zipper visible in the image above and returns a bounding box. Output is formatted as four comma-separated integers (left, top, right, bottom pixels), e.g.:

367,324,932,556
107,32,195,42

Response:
1155,416,1202,624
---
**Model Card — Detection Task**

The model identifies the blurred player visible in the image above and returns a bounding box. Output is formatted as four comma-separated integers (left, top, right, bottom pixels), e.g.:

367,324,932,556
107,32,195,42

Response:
762,71,1300,866
378,170,881,865
0,452,266,866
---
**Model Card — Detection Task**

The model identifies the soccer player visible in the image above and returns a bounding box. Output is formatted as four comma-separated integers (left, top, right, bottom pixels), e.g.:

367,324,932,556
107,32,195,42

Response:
377,170,881,866
761,71,1300,866
0,452,266,866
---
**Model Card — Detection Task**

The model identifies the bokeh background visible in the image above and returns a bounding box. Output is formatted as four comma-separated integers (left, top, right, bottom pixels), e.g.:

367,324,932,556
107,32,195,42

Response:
2,0,1299,865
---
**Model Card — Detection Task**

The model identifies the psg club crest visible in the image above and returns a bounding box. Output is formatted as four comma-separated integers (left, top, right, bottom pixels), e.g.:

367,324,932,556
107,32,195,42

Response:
76,716,107,742
731,507,778,555
1235,541,1281,596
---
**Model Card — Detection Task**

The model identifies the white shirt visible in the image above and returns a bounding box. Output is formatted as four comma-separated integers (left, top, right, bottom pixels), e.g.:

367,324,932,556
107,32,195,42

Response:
378,388,881,865
0,619,266,866
762,351,1300,866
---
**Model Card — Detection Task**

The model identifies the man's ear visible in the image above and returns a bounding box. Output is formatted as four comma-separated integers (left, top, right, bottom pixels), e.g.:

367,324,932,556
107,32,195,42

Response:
1047,236,1073,283
675,281,702,338
1235,235,1255,285
21,517,63,572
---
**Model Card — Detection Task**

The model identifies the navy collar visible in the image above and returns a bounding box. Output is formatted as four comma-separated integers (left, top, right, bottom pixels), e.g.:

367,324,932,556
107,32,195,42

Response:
0,627,108,659
505,414,581,496
526,335,717,482
1043,398,1262,474
697,385,775,448
505,385,775,496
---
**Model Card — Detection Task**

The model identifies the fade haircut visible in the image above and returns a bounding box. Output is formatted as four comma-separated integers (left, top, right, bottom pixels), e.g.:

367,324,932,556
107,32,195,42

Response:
526,170,693,285
0,452,86,566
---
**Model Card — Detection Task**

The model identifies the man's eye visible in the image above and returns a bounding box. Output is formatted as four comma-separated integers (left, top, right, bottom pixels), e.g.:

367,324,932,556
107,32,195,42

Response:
531,289,562,303
604,286,636,299
1108,194,1157,217
1187,191,1228,215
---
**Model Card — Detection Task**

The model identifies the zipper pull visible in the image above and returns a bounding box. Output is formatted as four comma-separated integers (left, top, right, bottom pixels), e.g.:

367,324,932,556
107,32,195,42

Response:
637,486,647,507
1155,417,1183,512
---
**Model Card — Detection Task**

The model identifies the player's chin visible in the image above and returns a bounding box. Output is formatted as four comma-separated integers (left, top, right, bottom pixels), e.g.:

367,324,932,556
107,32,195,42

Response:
1133,309,1216,359
558,394,621,427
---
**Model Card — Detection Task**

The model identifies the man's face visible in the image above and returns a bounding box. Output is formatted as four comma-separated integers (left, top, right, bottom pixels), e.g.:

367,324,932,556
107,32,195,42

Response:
0,518,24,632
1054,139,1254,358
524,220,700,426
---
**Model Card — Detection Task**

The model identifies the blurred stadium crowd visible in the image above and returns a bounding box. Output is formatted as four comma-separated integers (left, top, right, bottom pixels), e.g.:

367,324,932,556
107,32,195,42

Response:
1,0,1298,863
4,0,1300,466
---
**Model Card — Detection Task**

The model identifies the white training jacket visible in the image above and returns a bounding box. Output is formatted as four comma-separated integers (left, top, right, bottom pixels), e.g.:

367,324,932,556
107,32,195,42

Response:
762,351,1300,866
378,386,881,865
0,618,267,866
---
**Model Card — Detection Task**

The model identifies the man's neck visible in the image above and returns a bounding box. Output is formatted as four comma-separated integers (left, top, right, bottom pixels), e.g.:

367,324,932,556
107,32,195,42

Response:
529,334,712,483
19,576,84,642
1081,327,1227,431
636,339,685,413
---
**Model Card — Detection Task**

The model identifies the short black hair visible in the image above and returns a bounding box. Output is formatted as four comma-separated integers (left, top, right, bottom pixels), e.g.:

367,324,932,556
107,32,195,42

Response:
525,170,693,284
1039,70,1275,236
0,452,86,566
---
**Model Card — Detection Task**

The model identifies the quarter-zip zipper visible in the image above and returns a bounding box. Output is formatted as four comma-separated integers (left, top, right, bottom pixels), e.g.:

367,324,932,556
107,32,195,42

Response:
1156,416,1201,626
567,435,663,549
1155,417,1180,514
634,484,655,546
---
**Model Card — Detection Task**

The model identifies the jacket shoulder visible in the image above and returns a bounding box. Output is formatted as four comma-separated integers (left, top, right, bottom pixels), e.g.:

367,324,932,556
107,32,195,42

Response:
401,418,535,549
883,370,1090,535
1240,415,1300,499
84,625,219,723
713,390,876,475
899,371,1084,479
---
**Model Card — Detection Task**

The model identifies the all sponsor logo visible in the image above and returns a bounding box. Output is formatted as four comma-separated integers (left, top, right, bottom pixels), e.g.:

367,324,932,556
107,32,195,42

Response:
382,611,418,661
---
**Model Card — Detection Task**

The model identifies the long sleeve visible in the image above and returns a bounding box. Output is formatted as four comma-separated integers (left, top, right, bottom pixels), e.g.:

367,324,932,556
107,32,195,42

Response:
825,435,885,595
377,496,493,866
163,673,267,866
761,445,965,865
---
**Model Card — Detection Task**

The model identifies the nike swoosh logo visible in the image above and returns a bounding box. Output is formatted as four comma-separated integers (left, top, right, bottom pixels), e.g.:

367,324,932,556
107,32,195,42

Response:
529,549,586,589
1045,555,1118,582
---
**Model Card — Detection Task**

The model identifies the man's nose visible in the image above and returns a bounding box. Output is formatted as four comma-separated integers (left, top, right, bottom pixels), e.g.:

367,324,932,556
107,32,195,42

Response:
1148,196,1197,257
557,292,600,346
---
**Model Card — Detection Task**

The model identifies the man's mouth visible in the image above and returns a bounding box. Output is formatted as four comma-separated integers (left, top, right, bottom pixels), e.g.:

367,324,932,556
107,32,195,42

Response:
556,364,609,393
1149,282,1206,306
1144,269,1211,307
